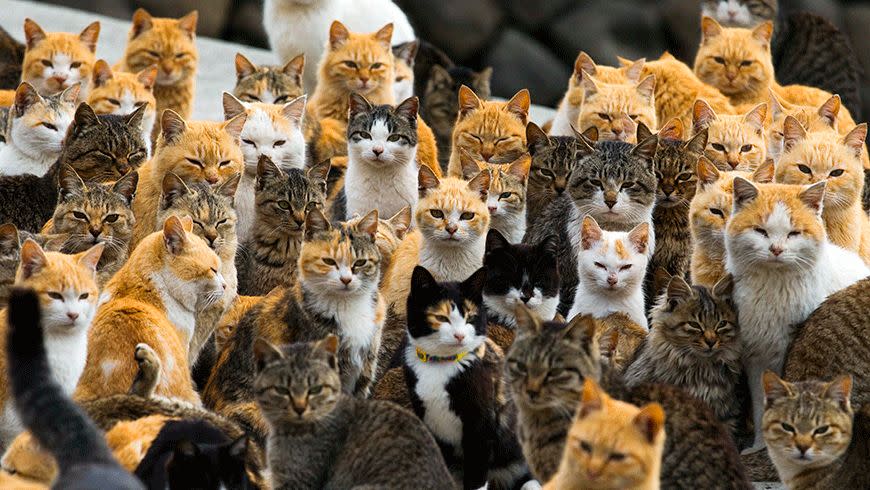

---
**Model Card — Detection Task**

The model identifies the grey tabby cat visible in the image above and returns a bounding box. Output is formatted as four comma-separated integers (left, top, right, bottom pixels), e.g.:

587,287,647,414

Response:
0,223,20,307
232,52,304,104
254,335,454,490
505,306,751,488
236,156,329,296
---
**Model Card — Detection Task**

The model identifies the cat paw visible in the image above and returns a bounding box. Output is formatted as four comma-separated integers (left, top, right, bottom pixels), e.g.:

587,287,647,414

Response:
134,343,159,367
520,481,542,490
741,442,767,455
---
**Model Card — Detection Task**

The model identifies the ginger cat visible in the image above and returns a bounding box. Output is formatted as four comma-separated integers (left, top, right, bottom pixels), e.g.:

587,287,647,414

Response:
74,216,224,403
692,99,767,171
87,59,157,155
577,74,657,143
775,117,870,263
21,19,99,100
119,8,198,139
544,378,666,490
131,110,245,248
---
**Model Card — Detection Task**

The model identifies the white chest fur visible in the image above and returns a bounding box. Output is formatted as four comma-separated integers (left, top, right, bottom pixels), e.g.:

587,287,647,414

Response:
345,152,418,220
151,270,197,345
407,344,467,449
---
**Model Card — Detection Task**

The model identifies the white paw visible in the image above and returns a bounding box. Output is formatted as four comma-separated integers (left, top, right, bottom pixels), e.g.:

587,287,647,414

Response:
473,484,488,490
741,441,767,455
521,481,543,490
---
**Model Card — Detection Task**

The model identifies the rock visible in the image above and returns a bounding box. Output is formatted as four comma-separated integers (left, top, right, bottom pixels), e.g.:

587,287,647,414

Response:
40,0,133,20
394,0,503,62
502,0,575,29
226,0,268,49
483,28,571,107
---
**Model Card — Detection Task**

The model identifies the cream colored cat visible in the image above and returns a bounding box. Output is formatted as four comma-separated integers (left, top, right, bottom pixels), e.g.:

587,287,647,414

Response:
578,74,657,143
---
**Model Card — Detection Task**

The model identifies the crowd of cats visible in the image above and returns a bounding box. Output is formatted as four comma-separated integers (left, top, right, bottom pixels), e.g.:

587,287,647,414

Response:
0,0,867,488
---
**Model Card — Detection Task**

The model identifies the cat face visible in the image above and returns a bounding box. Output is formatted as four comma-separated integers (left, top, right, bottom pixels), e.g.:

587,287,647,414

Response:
762,372,853,470
565,52,644,108
253,157,329,237
22,19,99,96
767,94,842,162
651,120,707,208
159,216,226,307
164,436,252,490
459,151,529,225
233,52,304,104
124,9,198,86
578,76,657,142
392,41,417,102
422,64,492,140
15,239,102,333
407,266,487,356
453,86,529,164
347,94,418,168
254,336,343,424
694,17,774,98
223,93,306,174
701,0,776,27
578,216,649,292
158,174,239,257
61,103,149,182
87,60,157,146
8,82,78,160
322,21,393,96
345,207,410,281
526,124,597,205
155,111,245,187
299,210,380,295
693,100,767,171
416,167,491,247
0,224,20,305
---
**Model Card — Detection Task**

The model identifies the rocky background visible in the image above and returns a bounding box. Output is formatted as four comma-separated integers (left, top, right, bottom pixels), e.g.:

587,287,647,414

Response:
27,0,870,117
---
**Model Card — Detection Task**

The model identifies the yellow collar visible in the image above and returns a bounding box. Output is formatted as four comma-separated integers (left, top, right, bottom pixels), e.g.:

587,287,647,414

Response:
415,343,486,363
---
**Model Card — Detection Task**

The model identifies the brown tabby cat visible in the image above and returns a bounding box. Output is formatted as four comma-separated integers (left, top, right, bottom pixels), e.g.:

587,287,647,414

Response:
233,52,304,104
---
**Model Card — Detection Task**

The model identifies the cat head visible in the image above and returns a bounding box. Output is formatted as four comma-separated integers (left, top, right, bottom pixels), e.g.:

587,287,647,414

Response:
155,110,245,187
392,41,418,102
651,119,707,208
0,224,20,306
345,206,411,281
701,0,776,27
422,64,492,139
458,150,530,226
483,230,559,325
563,378,666,488
124,9,198,86
7,82,78,160
253,157,329,237
416,166,491,248
299,209,380,295
775,117,866,211
578,216,649,292
60,102,149,182
222,92,306,174
158,173,239,257
253,336,343,424
578,75,657,142
233,52,304,104
767,93,843,162
564,52,644,108
693,99,767,171
453,86,529,165
762,372,853,472
22,19,99,96
694,16,774,98
15,239,102,333
526,122,598,204
87,60,157,145
164,435,253,490
407,266,487,357
347,93,418,168
320,21,393,96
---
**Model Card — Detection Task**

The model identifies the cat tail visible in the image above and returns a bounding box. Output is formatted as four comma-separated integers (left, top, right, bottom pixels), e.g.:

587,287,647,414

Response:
772,12,863,119
0,25,24,90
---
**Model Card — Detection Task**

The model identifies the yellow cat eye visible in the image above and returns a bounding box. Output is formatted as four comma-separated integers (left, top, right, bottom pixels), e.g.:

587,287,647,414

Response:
433,315,450,323
460,212,475,220
309,385,323,395
676,173,693,182
353,259,367,268
277,201,291,210
370,62,383,69
781,423,796,433
430,209,444,219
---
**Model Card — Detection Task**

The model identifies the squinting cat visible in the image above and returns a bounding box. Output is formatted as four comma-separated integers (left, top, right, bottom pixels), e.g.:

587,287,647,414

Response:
233,52,304,104
87,59,157,156
577,74,657,143
21,18,99,99
458,150,530,243
692,99,767,171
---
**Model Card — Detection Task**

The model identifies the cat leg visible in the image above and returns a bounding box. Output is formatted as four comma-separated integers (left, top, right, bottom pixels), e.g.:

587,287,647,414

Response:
129,343,161,398
742,356,772,454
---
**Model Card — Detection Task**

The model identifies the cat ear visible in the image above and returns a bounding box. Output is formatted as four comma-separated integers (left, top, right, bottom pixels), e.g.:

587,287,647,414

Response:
732,177,759,211
73,103,102,136
130,8,154,39
393,40,418,67
635,75,656,103
712,273,734,299
348,93,373,119
125,103,147,132
60,83,82,106
0,224,20,254
136,65,158,91
394,96,419,123
817,95,841,128
627,222,650,254
253,338,284,373
458,85,483,118
684,128,708,155
23,19,47,49
768,88,787,121
700,16,723,42
162,216,189,255
161,110,187,144
636,122,655,146
234,52,257,80
318,333,340,356
743,103,767,134
387,206,412,240
75,243,105,275
256,155,282,190
329,21,350,49
92,60,113,88
574,51,596,81
485,228,510,254
177,10,198,39
580,215,603,250
799,181,826,215
356,210,379,240
59,165,86,202
13,82,42,118
842,123,868,159
222,92,247,121
282,95,307,127
418,165,440,198
525,122,550,156
374,23,394,50
304,209,331,240
78,21,100,53
514,304,543,334
695,156,720,188
762,370,794,406
217,172,241,200
537,234,560,258
752,20,774,47
411,265,440,295
751,158,775,184
507,155,531,182
823,375,853,412
564,314,600,355
658,118,683,142
692,99,717,132
428,64,452,88
632,134,658,162
18,239,48,280
458,148,484,180
505,89,530,123
223,113,247,142
112,170,139,206
578,378,605,418
283,54,306,87
634,403,666,443
622,58,645,82
580,70,598,98
306,159,332,195
572,125,598,156
227,436,250,459
467,169,491,201
460,267,487,303
666,275,694,307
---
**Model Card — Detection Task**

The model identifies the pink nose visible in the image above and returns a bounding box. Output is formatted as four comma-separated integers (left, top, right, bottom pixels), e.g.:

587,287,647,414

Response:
488,206,497,213
67,312,79,321
607,275,618,286
340,276,352,285
770,245,783,256
206,176,219,185
372,147,383,156
454,333,465,342
446,225,458,235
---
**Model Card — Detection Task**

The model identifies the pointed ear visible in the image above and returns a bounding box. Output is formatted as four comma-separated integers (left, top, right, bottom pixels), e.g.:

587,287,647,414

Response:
514,303,543,334
507,155,531,182
356,210,379,240
573,125,599,155
60,83,82,106
76,243,105,274
578,378,605,418
695,156,720,188
842,123,867,159
374,23,394,50
460,267,487,302
429,64,452,87
282,95,307,126
574,51,596,80
411,265,440,295
78,21,100,53
177,10,198,39
684,128,708,155
136,65,158,91
458,85,483,118
537,234,560,258
632,134,658,162
692,99,717,132
505,89,530,123
318,334,340,357
223,113,247,142
658,118,683,142
526,122,550,156
388,206,412,239
666,276,694,306
743,103,767,134
458,149,484,180
817,95,841,128
217,172,241,200
752,158,775,184
92,59,113,88
112,170,139,205
799,181,826,215
329,21,350,49
393,40,418,66
23,19,47,49
125,103,147,131
307,159,331,187
418,165,440,198
485,228,510,254
623,58,645,82
348,92,372,119
256,155,281,185
768,88,786,121
712,273,734,299
283,54,305,87
635,75,656,102
234,52,257,80
580,70,599,98
627,222,650,254
253,338,284,373
580,215,604,251
161,110,187,144
394,96,419,123
304,209,331,240
700,16,723,42
752,20,774,47
162,215,189,255
18,239,48,280
131,8,154,38
13,82,42,118
467,170,491,201
762,370,794,406
227,436,249,459
222,92,247,121
824,375,853,412
73,103,101,135
732,177,759,212
58,165,86,202
634,403,665,443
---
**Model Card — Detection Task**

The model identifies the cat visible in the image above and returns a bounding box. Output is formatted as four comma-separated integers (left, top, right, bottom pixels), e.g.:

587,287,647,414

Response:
253,335,453,489
74,216,225,404
233,52,305,104
447,85,530,177
87,60,157,156
761,371,870,489
543,378,665,490
235,157,329,296
458,150,530,243
724,178,870,450
403,266,532,489
624,274,743,428
0,239,103,449
222,92,307,244
0,103,148,233
701,0,776,27
774,117,870,262
262,0,415,93
4,288,144,489
345,206,410,288
568,216,650,329
0,224,20,307
21,18,99,99
391,40,417,103
692,99,767,171
0,82,79,176
577,73,657,143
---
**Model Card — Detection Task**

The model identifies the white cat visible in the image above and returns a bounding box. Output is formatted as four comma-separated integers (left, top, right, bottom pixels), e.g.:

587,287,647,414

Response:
263,0,415,93
725,178,869,452
568,216,650,328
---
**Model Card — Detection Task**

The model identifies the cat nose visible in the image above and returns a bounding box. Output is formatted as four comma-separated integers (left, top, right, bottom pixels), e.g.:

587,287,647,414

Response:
726,157,740,169
291,400,306,415
480,151,493,162
607,275,618,286
726,71,737,82
446,224,458,235
372,146,383,156
67,312,79,321
453,333,465,342
553,178,567,194
661,185,674,196
604,198,617,209
526,388,539,399
89,228,101,238
769,244,784,256
796,443,811,456
704,338,717,349
521,295,532,304
359,75,370,83
487,205,497,213
293,214,305,227
340,276,352,285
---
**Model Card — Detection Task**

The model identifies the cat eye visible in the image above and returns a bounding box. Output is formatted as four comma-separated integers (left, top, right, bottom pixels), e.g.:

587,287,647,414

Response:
430,209,444,219
629,114,639,121
242,94,261,102
217,219,228,226
370,62,383,69
829,169,844,177
47,292,63,300
104,214,119,223
597,113,611,121
209,267,218,274
70,61,82,69
274,95,288,103
579,441,592,453
538,169,554,178
740,144,753,153
309,385,323,395
107,98,121,106
129,150,146,161
594,262,607,270
710,143,726,152
754,228,768,237
387,134,403,142
621,182,635,190
174,53,186,59
343,61,358,69
788,231,801,238
434,315,450,323
353,259,367,268
796,164,812,175
499,192,511,199
186,158,204,168
676,173,693,182
686,321,702,331
242,139,256,146
79,293,89,300
353,131,372,140
147,51,160,57
72,211,87,220
41,59,53,67
509,360,526,372
590,179,602,187
192,220,204,229
41,122,58,131
814,425,829,435
619,264,632,271
739,60,753,67
460,212,475,220
713,56,725,64
273,140,286,147
547,368,565,378
219,160,233,167
709,208,725,218
781,423,796,433
322,258,337,266
609,452,626,462
277,200,291,210
396,76,406,82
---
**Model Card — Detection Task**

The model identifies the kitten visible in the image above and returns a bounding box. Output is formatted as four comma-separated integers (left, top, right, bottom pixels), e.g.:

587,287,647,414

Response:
21,19,99,99
233,52,304,104
725,179,869,450
568,216,650,329
458,150,530,243
701,0,776,27
0,224,20,307
762,372,870,489
577,74,657,143
253,335,452,489
447,85,529,177
391,40,417,102
403,266,531,489
692,99,766,171
544,378,665,490
624,275,743,428
0,82,78,176
235,157,329,296
222,92,307,244
0,239,103,448
87,60,157,156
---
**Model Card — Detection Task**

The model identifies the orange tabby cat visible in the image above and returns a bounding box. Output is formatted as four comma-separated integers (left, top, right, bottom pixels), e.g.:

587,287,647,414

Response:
74,216,224,403
577,74,657,143
87,59,157,153
692,99,767,171
130,110,245,248
21,19,99,100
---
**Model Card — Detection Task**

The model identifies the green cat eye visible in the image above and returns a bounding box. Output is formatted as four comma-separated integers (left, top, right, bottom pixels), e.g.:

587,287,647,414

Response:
370,62,383,69
322,258,337,266
499,192,511,199
781,423,796,433
430,209,444,219
277,201,291,210
460,212,475,220
387,134,402,142
309,385,323,395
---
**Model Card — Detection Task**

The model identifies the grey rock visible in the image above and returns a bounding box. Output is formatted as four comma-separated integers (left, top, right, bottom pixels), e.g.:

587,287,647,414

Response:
502,0,575,29
394,0,503,61
483,28,570,107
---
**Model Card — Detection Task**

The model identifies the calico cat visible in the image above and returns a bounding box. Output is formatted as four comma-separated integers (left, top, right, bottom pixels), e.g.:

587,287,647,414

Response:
568,216,650,328
21,19,99,99
236,157,329,296
403,266,531,489
762,372,870,489
543,378,665,490
253,335,452,489
725,179,870,450
577,74,657,143
87,60,157,156
0,82,79,176
692,99,766,171
391,40,417,102
233,52,305,104
0,224,20,307
458,150,530,243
